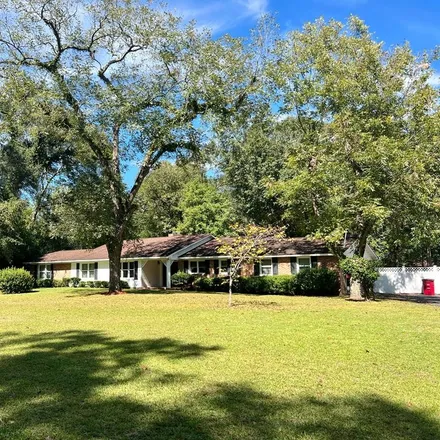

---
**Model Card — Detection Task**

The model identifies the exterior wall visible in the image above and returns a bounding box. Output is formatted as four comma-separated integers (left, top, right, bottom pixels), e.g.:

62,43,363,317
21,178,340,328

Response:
70,261,110,282
141,260,162,288
278,258,292,275
318,256,338,269
53,263,71,280
241,263,254,277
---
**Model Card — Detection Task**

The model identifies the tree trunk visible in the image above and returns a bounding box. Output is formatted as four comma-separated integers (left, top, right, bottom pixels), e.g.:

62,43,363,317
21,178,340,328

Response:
107,239,123,293
338,267,348,297
349,279,364,301
228,276,233,307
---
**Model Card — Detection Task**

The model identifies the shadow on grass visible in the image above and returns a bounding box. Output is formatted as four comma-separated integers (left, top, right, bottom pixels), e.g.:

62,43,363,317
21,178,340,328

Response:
0,331,439,440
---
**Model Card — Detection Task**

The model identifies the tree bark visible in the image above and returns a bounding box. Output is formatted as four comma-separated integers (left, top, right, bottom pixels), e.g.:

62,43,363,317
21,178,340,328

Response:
107,239,123,293
338,266,348,297
349,279,364,301
228,275,233,307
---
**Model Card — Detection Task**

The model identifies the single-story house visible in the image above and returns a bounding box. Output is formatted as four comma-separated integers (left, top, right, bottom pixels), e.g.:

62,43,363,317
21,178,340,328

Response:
29,234,341,289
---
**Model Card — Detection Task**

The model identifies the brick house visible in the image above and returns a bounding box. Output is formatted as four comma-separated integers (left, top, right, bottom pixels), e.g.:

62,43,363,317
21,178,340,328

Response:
29,234,338,289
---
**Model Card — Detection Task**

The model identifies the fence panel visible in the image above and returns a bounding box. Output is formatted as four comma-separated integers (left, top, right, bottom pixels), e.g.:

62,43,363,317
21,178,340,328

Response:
374,267,440,294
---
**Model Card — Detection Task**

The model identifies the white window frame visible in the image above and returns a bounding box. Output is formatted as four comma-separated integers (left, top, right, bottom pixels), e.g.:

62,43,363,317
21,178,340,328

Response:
39,264,52,280
188,260,207,274
81,263,95,280
218,259,229,276
260,258,273,276
297,257,312,272
121,261,136,279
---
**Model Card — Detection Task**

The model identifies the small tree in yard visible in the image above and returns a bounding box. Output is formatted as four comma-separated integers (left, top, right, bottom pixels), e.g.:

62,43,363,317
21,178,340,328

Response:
217,224,285,307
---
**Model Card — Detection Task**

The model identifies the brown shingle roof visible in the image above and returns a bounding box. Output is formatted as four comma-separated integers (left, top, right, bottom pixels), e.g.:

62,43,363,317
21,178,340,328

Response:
38,234,210,262
180,237,331,258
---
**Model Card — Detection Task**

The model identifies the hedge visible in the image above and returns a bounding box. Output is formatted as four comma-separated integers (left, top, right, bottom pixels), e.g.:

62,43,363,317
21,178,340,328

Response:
0,267,35,294
192,268,339,296
293,268,339,296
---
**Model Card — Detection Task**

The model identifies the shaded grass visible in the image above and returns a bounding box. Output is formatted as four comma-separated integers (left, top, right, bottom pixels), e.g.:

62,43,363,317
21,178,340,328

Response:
0,288,439,439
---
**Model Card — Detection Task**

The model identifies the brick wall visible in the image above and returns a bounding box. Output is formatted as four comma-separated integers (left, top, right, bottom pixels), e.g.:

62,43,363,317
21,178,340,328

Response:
318,256,338,269
53,263,71,280
278,257,292,275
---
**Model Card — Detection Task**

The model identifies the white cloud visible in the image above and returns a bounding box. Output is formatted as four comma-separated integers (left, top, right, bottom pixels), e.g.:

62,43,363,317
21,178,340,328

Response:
170,0,268,33
428,73,440,88
238,0,268,18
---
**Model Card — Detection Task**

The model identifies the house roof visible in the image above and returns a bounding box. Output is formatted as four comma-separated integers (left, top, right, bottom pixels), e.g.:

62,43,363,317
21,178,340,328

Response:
180,237,331,258
38,234,211,262
37,234,333,263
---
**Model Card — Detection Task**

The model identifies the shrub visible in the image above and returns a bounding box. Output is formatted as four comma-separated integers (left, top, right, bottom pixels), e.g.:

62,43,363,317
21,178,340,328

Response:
212,277,229,292
94,281,102,288
0,267,35,294
78,281,86,288
120,280,130,289
86,281,95,288
53,279,65,288
100,281,109,289
194,276,213,291
61,278,71,287
293,268,338,296
171,271,194,289
69,277,81,287
36,278,53,288
236,275,295,295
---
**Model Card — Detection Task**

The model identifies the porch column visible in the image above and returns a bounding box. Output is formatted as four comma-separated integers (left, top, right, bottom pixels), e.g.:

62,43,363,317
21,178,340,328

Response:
165,260,172,289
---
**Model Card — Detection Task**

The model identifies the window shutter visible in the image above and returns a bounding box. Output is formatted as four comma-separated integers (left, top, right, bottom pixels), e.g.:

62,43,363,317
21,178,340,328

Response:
134,261,138,280
94,262,98,280
214,262,219,276
272,258,278,276
311,256,318,268
254,262,260,276
290,257,297,274
227,259,231,276
76,263,80,278
204,260,209,275
184,260,189,273
50,264,54,280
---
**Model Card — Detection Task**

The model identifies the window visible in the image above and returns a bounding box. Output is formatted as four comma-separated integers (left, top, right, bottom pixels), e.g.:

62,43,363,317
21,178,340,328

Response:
260,259,272,276
39,264,52,279
122,262,136,279
218,259,229,275
81,263,95,279
189,260,206,274
298,257,311,271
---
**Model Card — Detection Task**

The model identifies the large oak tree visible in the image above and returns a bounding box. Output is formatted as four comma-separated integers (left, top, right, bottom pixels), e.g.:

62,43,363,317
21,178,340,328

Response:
0,0,263,291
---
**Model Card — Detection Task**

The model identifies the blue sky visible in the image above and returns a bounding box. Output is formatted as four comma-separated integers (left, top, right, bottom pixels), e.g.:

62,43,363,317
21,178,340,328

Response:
125,0,440,186
169,0,440,53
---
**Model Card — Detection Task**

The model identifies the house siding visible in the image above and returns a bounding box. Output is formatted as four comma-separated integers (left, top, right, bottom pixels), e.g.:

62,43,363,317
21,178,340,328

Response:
278,257,292,275
53,263,71,280
318,256,338,269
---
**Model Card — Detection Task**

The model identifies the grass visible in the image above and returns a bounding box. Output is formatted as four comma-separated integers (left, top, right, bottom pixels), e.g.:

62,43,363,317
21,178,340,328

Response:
0,288,439,440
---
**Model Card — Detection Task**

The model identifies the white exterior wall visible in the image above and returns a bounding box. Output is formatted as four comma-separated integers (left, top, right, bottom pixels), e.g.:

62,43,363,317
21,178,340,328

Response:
70,261,109,281
374,267,440,295
141,260,163,288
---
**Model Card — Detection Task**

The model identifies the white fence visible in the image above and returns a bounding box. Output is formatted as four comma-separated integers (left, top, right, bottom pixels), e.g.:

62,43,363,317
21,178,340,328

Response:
374,266,440,295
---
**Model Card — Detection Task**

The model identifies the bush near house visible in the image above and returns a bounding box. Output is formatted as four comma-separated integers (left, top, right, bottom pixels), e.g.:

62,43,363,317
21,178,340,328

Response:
293,268,339,296
36,278,53,288
193,269,338,296
171,271,195,289
0,267,35,294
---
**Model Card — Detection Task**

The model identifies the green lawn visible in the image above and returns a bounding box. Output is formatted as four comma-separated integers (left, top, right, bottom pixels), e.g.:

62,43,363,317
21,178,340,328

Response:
0,288,439,440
